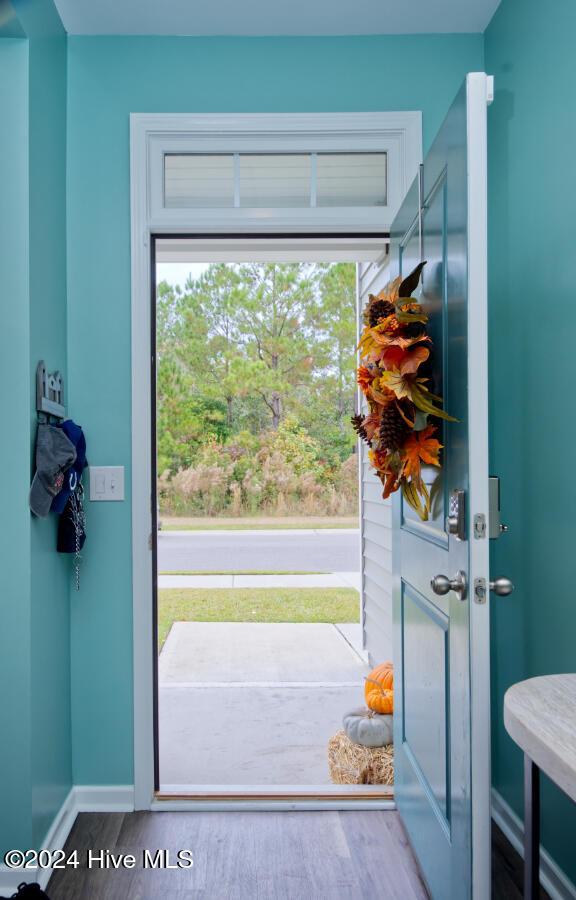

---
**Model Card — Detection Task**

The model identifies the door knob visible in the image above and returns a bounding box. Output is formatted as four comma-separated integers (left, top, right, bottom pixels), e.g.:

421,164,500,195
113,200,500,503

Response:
473,576,514,603
489,577,514,596
430,571,467,599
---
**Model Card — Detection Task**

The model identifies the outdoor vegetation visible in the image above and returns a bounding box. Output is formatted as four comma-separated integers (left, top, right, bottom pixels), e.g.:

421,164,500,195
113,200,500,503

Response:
158,587,359,650
157,262,359,518
158,516,358,532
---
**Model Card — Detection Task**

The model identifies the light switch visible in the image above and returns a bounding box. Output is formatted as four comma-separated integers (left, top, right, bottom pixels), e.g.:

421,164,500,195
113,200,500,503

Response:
89,466,125,501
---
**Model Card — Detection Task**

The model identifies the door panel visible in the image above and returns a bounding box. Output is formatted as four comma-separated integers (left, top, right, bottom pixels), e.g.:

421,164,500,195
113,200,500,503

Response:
402,585,449,818
392,74,492,900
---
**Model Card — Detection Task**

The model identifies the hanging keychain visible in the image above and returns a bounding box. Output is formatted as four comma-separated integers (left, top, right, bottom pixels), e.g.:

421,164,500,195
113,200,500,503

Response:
69,483,86,591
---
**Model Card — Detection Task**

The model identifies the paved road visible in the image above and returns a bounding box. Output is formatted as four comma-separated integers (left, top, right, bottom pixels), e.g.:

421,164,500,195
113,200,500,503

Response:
157,528,360,573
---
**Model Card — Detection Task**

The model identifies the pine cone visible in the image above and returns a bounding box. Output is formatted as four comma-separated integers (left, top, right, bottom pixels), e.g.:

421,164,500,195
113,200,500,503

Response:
365,296,395,328
351,414,370,444
379,404,409,451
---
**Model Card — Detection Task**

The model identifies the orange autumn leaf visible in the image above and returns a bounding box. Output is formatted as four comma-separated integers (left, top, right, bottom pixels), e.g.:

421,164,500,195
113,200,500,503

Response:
377,276,402,303
367,381,396,407
381,469,399,500
368,448,389,472
361,330,431,362
357,365,375,394
358,315,399,349
384,332,431,351
382,344,430,374
367,278,402,307
402,425,443,481
363,413,381,442
368,448,401,498
397,300,425,314
378,369,425,401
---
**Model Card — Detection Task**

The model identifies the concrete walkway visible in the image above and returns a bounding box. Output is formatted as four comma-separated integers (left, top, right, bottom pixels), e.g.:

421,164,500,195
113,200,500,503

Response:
159,622,369,787
158,571,362,590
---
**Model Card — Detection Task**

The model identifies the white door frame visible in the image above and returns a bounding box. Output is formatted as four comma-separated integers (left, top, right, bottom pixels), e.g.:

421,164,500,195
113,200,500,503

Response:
466,73,492,900
130,111,422,810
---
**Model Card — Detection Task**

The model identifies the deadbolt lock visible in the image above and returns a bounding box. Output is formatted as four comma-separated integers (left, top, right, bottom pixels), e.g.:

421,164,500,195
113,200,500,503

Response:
445,489,466,541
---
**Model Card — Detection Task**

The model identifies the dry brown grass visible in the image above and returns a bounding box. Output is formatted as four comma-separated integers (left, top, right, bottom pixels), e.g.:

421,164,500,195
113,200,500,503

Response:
159,449,359,518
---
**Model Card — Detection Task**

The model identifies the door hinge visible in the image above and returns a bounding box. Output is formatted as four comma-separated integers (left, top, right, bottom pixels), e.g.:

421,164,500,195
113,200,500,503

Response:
486,76,495,106
148,533,152,551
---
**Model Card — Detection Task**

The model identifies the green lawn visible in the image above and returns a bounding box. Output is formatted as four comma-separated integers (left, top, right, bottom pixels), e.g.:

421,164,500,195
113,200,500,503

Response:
158,587,359,651
159,514,358,532
162,522,357,531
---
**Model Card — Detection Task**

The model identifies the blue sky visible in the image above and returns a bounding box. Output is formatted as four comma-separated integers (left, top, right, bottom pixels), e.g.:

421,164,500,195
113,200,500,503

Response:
157,261,210,290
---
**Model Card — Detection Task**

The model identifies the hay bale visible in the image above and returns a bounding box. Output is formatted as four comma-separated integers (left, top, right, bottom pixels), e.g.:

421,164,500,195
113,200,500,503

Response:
328,730,394,785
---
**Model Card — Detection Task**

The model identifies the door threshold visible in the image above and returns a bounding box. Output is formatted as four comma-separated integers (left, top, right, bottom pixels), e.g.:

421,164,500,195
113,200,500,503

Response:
152,785,395,811
156,784,393,801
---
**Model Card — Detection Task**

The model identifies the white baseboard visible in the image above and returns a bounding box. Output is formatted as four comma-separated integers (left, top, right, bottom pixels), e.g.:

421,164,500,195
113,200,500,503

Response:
492,788,576,900
0,785,134,894
73,784,135,813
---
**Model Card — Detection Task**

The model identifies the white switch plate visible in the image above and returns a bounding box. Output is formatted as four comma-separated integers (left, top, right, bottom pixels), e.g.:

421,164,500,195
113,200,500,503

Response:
89,466,125,501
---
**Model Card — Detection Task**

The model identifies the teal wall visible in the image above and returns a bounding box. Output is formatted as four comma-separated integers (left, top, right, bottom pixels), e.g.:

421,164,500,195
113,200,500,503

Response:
0,36,33,854
25,0,70,848
485,0,576,884
0,0,70,855
66,33,483,784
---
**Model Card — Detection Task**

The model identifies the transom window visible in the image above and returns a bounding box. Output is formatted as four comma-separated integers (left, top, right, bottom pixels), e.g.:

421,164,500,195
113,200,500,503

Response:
163,152,387,210
140,112,421,232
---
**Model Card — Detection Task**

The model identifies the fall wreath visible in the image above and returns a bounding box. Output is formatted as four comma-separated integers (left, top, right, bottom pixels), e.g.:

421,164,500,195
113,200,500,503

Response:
352,261,455,521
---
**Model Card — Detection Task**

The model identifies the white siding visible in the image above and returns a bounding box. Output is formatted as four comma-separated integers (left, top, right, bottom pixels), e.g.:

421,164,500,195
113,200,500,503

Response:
358,257,393,665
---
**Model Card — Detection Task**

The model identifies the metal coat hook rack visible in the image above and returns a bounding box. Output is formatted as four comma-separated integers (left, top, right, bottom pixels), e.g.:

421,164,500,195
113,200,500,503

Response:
36,360,66,422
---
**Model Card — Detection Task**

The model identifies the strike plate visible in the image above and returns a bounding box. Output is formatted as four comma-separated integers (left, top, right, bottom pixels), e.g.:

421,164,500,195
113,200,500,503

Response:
474,513,486,539
489,476,509,538
474,577,487,604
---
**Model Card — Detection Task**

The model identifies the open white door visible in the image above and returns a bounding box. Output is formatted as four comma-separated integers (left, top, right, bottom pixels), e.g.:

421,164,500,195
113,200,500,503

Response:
390,74,493,899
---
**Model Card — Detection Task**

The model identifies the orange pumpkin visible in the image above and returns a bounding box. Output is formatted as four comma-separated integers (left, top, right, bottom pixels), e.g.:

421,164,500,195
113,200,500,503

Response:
364,662,394,714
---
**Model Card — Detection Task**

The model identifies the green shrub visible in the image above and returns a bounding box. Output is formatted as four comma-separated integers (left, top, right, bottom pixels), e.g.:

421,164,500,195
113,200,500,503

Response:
159,425,358,517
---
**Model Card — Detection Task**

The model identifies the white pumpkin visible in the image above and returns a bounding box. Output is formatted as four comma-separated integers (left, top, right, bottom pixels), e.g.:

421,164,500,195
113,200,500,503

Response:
343,707,393,748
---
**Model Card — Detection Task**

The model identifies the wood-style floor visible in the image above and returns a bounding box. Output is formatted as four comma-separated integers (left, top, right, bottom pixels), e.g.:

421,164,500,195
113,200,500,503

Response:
46,811,550,899
492,822,550,900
